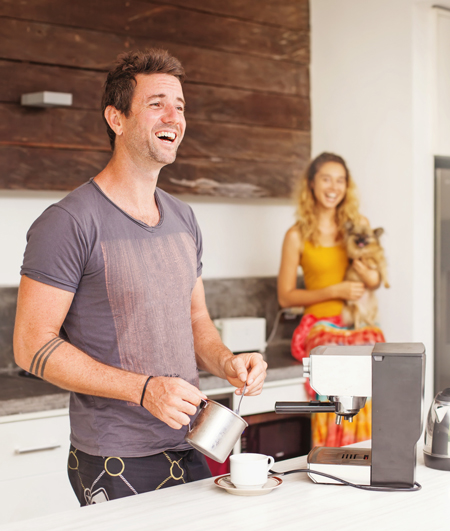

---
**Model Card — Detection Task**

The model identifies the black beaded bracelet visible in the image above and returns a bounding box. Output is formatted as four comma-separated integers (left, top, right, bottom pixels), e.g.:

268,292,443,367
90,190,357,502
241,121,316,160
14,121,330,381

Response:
140,376,153,407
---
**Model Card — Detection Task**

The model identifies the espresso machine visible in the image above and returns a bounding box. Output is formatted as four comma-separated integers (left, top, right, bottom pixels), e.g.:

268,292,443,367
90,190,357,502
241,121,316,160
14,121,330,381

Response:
275,343,425,488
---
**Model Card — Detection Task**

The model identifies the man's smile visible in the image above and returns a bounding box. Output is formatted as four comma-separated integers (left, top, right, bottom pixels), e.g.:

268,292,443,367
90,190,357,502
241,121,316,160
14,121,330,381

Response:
155,131,177,143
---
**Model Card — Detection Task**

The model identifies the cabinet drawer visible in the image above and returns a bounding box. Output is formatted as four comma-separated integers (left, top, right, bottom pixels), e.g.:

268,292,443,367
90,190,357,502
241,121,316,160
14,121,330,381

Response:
0,413,71,481
236,379,307,416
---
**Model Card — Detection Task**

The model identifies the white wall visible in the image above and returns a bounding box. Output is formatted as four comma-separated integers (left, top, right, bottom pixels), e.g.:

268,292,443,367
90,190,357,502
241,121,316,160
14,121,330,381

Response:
311,0,414,342
187,196,295,279
0,191,295,286
310,0,441,408
0,191,64,286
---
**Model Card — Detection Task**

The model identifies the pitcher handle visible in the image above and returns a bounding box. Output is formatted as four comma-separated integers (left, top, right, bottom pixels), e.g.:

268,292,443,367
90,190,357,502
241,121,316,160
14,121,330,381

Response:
187,399,208,433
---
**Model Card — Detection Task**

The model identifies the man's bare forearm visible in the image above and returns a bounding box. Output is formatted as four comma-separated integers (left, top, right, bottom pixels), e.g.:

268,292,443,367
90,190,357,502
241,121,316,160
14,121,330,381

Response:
28,337,65,379
15,333,147,405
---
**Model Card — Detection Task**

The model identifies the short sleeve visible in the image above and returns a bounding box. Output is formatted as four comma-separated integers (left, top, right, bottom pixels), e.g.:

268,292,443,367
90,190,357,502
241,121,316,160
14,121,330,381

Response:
188,206,203,277
21,205,89,293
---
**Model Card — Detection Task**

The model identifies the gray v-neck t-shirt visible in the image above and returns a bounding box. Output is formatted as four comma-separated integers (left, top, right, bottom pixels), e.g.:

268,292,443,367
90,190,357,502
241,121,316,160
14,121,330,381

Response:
21,179,203,457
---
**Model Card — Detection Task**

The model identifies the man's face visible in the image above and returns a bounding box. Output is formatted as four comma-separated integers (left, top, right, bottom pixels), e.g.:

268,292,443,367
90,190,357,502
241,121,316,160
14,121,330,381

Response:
120,73,186,167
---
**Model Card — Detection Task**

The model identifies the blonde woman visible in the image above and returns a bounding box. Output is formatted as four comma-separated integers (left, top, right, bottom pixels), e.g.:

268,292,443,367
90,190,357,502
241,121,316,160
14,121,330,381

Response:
277,152,386,447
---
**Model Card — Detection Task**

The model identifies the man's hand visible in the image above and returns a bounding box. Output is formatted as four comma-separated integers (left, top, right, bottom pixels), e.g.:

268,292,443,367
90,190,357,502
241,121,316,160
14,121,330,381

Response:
223,353,268,396
141,377,207,430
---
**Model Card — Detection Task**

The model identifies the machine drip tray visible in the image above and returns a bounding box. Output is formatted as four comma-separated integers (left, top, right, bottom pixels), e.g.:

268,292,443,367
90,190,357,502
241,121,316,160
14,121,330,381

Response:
307,446,371,485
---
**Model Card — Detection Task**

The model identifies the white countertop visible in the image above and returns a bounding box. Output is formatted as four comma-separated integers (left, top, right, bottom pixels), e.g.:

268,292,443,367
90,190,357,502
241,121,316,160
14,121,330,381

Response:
1,443,447,531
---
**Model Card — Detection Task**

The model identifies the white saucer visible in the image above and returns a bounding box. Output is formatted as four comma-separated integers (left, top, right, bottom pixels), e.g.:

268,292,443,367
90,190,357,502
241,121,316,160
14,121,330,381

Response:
214,475,283,496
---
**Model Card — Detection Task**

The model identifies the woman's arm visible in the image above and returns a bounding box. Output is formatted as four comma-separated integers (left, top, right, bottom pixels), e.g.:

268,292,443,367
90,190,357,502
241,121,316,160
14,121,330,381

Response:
277,226,364,308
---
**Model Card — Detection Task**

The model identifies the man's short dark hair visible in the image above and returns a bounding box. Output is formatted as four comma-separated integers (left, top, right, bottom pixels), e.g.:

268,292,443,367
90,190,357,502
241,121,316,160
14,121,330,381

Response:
102,49,185,150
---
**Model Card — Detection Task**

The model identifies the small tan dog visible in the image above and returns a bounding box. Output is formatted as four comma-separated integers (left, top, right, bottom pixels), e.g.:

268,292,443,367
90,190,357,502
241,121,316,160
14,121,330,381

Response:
341,222,390,329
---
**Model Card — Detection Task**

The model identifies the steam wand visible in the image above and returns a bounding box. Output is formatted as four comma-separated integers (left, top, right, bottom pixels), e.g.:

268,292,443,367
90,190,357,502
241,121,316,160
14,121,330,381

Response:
275,401,362,424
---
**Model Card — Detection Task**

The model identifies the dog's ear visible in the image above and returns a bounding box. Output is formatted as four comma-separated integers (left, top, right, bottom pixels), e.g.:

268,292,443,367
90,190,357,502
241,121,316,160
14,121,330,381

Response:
343,221,354,233
373,227,384,238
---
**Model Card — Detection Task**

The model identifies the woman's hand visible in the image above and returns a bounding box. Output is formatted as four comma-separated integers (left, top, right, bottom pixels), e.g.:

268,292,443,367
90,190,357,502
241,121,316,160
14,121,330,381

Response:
333,280,365,301
351,259,381,289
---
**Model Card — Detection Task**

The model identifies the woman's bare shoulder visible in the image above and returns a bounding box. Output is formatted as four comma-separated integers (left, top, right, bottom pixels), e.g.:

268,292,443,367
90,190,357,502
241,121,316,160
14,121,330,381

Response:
284,225,304,252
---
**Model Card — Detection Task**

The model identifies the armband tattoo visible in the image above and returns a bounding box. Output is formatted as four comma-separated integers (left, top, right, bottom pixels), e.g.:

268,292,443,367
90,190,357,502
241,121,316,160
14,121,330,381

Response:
29,337,65,378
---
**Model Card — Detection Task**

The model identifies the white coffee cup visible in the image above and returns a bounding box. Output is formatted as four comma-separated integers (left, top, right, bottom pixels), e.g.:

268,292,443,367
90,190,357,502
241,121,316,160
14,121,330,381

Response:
229,453,275,489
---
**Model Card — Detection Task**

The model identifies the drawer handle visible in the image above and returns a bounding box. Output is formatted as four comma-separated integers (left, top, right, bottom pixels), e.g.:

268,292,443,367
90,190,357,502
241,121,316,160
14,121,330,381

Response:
15,444,61,454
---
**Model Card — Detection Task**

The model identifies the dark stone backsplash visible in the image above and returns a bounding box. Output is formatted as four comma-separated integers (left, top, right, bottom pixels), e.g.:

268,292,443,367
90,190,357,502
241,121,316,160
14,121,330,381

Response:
204,277,280,323
203,276,302,341
0,277,302,370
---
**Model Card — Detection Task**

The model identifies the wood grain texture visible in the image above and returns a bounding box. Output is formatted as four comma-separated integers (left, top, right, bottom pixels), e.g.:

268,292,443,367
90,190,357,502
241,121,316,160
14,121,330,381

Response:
0,104,108,148
0,0,310,196
184,85,310,131
0,144,308,198
0,1,309,63
0,145,110,190
179,121,309,162
0,0,309,33
0,18,307,95
0,108,308,163
0,61,308,130
159,157,307,198
158,0,310,30
0,61,105,109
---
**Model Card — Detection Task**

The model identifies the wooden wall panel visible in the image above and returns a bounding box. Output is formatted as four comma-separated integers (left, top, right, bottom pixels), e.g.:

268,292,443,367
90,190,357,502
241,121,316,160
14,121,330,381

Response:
0,145,300,197
155,159,303,198
0,19,307,95
179,123,309,162
184,86,310,131
0,61,104,109
0,105,107,148
0,0,309,63
0,106,308,162
158,0,309,31
0,0,309,31
0,61,309,130
0,0,310,197
0,146,111,190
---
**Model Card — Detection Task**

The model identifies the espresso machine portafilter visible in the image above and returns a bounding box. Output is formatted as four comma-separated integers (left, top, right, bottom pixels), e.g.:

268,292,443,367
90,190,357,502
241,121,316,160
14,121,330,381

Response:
275,356,368,424
275,343,426,488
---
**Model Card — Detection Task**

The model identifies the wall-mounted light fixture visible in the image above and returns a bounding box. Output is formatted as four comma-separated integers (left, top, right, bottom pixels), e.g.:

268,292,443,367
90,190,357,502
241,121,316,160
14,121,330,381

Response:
21,91,73,108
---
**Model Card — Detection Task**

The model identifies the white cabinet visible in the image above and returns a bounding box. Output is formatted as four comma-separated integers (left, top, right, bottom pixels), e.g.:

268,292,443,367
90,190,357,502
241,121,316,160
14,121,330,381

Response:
0,408,79,525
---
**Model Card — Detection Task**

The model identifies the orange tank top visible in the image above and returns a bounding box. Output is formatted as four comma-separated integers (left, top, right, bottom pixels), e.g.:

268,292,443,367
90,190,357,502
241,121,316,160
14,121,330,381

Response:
300,240,349,318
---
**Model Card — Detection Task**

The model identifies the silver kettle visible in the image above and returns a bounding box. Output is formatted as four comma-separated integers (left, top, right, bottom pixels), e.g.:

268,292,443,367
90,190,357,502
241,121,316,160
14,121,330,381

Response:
423,388,450,471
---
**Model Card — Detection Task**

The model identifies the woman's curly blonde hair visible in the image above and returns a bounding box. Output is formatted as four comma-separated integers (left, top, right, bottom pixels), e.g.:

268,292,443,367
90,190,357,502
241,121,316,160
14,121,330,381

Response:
294,152,360,245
